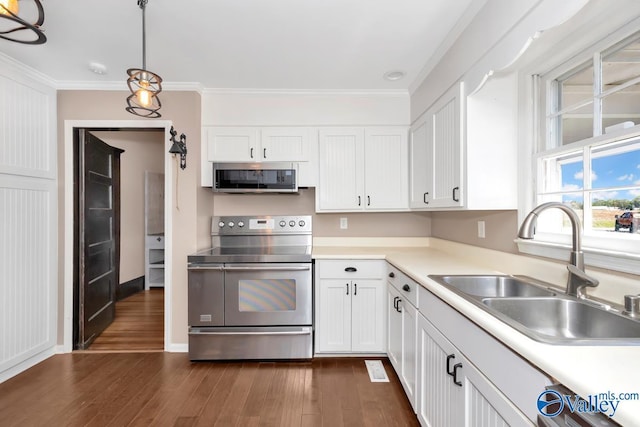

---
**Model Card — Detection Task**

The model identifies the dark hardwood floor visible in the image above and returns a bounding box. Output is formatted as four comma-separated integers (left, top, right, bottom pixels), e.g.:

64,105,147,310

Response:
84,288,164,352
0,354,419,426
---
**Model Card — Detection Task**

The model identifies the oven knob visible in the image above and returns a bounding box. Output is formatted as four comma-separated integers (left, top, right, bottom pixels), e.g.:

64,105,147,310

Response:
289,220,295,227
218,221,225,228
228,221,235,228
298,220,306,227
237,221,244,228
279,220,286,227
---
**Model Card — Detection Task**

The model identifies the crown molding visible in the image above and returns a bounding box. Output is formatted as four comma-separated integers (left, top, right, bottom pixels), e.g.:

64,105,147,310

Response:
55,80,204,93
0,52,57,90
202,87,409,97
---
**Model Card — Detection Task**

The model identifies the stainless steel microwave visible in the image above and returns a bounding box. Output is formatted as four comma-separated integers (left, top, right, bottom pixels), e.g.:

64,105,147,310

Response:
212,162,298,193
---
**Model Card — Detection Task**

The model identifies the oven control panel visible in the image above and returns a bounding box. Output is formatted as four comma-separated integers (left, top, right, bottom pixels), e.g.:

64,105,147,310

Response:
212,215,312,235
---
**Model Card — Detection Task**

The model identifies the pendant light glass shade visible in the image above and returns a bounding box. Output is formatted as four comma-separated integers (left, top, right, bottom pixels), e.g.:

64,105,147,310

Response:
0,0,46,44
125,0,162,118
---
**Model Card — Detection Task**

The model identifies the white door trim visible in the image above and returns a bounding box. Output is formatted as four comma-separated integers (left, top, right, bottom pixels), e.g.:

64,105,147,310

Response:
63,120,174,352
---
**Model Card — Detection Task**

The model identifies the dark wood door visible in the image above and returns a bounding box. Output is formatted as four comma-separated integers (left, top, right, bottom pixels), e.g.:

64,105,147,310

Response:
75,130,124,349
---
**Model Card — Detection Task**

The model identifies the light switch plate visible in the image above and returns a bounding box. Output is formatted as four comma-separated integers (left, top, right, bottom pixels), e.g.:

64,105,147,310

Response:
478,220,486,238
340,217,348,229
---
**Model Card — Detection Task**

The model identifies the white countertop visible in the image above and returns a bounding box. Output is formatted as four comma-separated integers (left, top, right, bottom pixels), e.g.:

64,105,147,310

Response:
313,240,640,426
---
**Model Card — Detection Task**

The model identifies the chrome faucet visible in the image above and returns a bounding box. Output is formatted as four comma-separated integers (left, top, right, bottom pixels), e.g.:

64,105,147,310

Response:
518,202,599,299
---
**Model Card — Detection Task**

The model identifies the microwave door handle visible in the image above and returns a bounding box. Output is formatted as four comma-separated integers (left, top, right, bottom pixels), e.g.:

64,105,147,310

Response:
223,266,311,272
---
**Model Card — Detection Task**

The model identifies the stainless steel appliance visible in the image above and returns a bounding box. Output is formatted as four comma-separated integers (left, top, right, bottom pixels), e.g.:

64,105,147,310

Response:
187,215,312,360
212,162,298,193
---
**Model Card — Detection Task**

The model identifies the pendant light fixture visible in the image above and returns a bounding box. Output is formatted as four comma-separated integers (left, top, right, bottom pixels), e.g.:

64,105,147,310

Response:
126,0,162,118
0,0,46,44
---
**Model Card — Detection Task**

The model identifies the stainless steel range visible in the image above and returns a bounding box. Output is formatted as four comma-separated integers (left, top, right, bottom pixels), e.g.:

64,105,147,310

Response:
187,215,312,360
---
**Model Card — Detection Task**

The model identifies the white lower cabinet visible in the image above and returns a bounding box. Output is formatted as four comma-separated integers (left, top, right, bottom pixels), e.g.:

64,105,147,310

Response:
384,262,550,425
387,274,418,410
315,260,386,353
417,314,532,427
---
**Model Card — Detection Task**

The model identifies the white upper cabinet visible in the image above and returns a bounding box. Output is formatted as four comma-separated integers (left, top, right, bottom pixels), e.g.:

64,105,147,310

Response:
317,128,364,211
410,82,463,209
409,115,431,208
364,128,409,210
202,126,315,186
259,127,311,161
409,77,517,210
206,126,311,162
206,127,260,162
317,127,408,212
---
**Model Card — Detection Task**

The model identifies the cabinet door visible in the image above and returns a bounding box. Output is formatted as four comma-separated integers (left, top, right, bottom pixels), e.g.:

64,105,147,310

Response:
206,127,258,162
316,279,352,352
351,279,386,352
417,314,464,427
260,128,311,161
461,353,532,427
400,299,418,410
363,128,409,210
428,82,464,208
409,116,431,209
317,128,364,211
387,286,402,371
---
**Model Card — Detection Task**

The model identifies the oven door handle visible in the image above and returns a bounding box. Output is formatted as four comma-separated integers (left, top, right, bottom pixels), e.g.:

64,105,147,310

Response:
189,329,311,336
188,266,224,271
223,266,311,272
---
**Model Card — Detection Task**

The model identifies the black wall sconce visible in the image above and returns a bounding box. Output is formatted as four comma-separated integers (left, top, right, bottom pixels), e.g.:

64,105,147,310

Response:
169,126,187,170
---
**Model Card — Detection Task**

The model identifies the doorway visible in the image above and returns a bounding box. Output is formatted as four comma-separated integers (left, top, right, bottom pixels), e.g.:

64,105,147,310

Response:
63,120,175,353
73,128,166,351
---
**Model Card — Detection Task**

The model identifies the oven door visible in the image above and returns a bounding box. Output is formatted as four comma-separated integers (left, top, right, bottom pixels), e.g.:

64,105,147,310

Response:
188,264,224,326
224,263,312,326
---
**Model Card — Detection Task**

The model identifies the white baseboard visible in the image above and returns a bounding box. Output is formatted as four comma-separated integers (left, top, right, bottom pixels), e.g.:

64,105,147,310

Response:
0,347,56,384
166,343,188,353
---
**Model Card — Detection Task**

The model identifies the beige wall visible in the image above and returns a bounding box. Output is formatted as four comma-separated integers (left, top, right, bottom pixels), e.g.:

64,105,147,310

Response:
57,90,202,346
92,131,164,284
203,188,431,249
430,210,519,254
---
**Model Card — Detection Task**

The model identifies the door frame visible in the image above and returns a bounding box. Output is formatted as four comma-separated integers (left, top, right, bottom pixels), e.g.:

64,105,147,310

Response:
63,120,174,353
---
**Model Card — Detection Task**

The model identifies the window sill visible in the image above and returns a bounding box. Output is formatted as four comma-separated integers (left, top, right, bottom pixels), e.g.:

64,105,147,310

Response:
515,238,640,275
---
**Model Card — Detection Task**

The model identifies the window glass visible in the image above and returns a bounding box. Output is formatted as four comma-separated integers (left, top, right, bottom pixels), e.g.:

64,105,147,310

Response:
558,64,594,110
602,81,640,132
591,138,640,191
602,38,640,90
560,103,594,145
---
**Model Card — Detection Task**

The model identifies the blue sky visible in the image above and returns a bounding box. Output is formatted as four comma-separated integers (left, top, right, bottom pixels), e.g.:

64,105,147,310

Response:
561,148,640,201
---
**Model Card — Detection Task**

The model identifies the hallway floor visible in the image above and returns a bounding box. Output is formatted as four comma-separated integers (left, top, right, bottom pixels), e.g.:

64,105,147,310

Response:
85,288,164,352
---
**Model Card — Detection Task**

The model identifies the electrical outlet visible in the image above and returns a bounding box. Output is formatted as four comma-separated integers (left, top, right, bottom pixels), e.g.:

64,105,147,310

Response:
478,220,486,239
340,217,348,229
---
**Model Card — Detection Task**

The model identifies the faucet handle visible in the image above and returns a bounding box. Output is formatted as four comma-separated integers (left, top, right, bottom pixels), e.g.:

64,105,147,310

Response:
623,295,640,318
566,264,599,287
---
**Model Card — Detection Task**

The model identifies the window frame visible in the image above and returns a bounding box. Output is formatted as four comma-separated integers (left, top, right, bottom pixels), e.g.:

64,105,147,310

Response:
518,27,640,275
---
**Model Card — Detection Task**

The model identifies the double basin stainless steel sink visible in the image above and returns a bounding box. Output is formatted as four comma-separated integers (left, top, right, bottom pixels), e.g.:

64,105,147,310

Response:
428,275,640,345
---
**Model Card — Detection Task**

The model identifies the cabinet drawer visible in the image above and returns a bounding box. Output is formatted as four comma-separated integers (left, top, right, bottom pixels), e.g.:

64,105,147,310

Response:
317,260,385,279
387,264,418,307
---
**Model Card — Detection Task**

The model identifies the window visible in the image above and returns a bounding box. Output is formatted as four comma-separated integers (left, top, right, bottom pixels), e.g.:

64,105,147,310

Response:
524,31,640,274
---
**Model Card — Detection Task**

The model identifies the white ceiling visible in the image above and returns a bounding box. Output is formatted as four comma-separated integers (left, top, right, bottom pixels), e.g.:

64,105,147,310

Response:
0,0,477,91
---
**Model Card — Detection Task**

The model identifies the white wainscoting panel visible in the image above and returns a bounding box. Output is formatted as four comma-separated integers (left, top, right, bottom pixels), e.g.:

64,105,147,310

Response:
0,74,55,179
0,176,57,381
0,56,57,383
